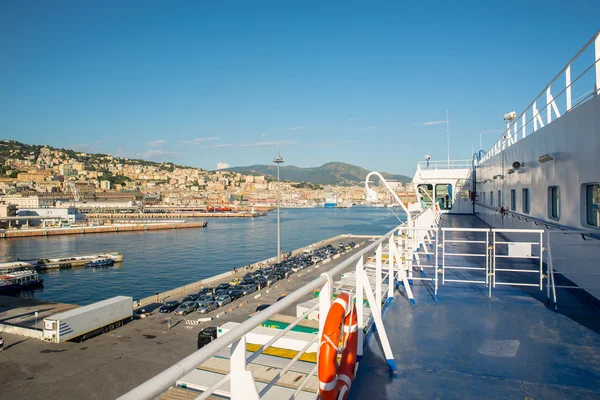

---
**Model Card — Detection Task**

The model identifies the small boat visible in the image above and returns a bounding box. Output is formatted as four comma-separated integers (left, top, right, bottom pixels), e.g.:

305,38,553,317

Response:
0,268,44,293
85,258,116,268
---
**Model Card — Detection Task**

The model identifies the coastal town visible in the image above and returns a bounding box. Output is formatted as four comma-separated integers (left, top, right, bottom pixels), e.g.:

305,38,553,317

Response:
0,140,416,231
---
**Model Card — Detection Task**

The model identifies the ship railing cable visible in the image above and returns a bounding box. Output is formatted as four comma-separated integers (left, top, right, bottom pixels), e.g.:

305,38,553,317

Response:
479,30,600,164
117,226,399,400
546,230,600,311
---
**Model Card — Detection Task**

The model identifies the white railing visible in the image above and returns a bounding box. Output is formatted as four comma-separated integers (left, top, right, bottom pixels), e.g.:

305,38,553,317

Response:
479,30,600,164
546,230,600,311
416,159,472,170
118,202,444,400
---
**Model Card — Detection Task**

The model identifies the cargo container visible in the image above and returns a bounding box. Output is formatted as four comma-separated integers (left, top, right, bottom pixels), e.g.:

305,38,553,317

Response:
43,296,132,343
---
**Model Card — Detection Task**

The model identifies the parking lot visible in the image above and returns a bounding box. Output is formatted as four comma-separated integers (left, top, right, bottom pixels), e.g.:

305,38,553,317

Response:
0,238,370,400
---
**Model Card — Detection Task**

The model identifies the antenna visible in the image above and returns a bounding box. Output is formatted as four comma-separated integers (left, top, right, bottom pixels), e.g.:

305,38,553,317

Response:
446,109,450,163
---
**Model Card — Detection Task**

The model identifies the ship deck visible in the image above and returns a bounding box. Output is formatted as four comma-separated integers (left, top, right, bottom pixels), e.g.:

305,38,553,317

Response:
350,214,600,400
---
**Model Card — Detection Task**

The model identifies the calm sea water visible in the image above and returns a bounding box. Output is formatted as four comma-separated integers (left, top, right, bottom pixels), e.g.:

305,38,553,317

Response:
0,207,404,305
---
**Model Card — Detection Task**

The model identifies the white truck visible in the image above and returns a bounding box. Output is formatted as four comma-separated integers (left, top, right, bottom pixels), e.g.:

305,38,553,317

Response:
43,296,132,343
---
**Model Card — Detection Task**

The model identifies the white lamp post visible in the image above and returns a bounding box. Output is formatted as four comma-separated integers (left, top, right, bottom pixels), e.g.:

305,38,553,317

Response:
273,150,284,262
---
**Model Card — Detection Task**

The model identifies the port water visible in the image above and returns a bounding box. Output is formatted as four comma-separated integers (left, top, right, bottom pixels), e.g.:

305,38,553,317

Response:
0,207,404,305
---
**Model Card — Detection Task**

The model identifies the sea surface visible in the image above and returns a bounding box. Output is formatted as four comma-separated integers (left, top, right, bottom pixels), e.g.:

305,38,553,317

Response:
0,207,404,305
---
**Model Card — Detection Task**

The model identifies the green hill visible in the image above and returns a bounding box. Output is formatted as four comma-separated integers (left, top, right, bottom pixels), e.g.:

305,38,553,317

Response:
221,162,412,186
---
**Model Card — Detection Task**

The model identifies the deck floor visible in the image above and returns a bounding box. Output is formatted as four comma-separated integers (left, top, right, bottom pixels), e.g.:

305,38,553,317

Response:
349,214,600,400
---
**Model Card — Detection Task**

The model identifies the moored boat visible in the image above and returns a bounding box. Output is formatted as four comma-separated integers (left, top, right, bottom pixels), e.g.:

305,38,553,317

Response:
0,268,44,293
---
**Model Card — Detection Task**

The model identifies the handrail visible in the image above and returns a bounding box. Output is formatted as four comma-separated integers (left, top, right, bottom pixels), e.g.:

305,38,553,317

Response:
365,171,411,227
480,30,600,164
475,202,600,240
117,226,399,400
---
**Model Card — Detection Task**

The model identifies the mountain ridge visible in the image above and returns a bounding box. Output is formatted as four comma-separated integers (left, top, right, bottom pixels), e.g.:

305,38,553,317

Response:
220,161,412,186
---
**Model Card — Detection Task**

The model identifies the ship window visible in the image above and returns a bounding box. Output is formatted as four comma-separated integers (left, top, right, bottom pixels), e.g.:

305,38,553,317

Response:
523,188,530,214
585,183,599,227
548,186,560,220
417,184,434,208
435,184,452,210
497,191,502,207
482,192,486,204
510,189,516,211
490,191,493,206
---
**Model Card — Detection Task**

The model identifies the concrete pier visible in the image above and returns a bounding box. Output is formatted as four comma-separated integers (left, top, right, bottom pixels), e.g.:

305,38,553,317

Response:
85,212,266,219
0,221,208,239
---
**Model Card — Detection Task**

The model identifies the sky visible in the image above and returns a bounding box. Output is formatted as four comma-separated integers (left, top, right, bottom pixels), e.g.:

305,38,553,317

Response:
1,1,598,175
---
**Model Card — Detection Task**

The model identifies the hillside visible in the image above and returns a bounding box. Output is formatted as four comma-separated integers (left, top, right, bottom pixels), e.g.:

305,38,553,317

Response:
221,162,412,186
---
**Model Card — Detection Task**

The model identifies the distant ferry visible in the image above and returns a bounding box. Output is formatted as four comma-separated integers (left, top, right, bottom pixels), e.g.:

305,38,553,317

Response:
324,197,337,207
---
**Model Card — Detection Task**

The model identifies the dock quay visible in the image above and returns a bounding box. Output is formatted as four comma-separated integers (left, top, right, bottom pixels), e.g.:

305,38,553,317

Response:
0,252,123,271
0,234,375,400
85,212,266,219
0,221,207,239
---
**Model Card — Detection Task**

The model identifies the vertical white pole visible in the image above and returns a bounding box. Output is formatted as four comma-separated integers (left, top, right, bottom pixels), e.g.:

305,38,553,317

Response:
355,257,364,360
318,277,332,337
230,336,260,400
388,237,395,299
375,244,382,311
566,64,572,111
546,88,552,124
595,34,600,96
446,109,450,163
522,113,527,138
533,102,539,132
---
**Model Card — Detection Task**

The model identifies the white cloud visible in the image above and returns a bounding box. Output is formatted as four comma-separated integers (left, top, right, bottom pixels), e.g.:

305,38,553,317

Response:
142,149,176,160
362,126,377,131
198,143,238,149
261,132,268,136
216,162,230,170
147,139,167,147
423,120,447,125
181,137,220,145
288,126,303,131
240,141,297,147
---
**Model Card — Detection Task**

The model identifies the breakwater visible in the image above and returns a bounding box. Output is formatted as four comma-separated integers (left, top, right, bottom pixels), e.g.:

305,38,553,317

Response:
1,221,207,239
85,212,266,219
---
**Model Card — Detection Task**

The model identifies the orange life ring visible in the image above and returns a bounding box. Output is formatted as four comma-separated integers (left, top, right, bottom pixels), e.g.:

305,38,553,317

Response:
318,292,358,400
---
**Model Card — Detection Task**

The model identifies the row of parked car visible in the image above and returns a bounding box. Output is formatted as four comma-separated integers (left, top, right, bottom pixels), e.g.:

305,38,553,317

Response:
159,241,356,316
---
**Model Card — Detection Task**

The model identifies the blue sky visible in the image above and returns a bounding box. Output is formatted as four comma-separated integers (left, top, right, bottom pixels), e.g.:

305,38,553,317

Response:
1,1,598,175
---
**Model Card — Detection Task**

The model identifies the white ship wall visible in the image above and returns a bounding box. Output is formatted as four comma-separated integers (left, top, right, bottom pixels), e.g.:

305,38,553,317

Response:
475,94,600,300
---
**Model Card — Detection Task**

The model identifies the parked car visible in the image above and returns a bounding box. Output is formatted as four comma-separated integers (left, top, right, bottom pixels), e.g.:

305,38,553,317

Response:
255,303,271,312
159,301,180,313
216,283,230,291
197,301,218,314
214,289,229,296
197,288,213,296
175,301,197,315
215,295,232,307
197,295,214,303
182,294,199,303
228,289,243,300
254,276,267,287
197,326,218,350
241,284,257,295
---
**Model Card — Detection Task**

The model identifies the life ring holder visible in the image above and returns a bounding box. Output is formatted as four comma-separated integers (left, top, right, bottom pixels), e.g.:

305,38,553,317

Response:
318,292,359,400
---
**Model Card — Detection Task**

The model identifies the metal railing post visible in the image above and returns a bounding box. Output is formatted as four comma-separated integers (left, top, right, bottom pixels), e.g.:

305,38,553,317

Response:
375,244,382,311
434,227,439,301
539,231,544,290
355,256,364,360
566,64,572,111
594,34,600,96
442,230,446,284
388,236,395,298
318,275,332,337
229,336,259,400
